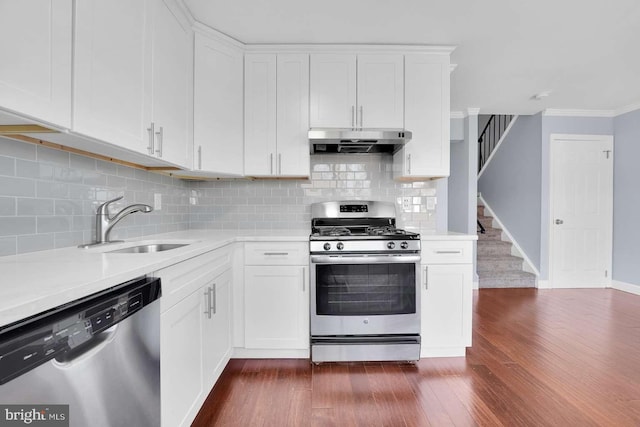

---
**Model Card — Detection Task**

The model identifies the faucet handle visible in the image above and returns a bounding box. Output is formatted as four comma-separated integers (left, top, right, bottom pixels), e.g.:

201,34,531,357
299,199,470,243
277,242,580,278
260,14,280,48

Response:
97,196,124,215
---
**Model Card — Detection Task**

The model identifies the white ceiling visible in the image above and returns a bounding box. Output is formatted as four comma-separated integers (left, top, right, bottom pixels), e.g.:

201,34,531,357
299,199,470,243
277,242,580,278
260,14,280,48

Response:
184,0,640,115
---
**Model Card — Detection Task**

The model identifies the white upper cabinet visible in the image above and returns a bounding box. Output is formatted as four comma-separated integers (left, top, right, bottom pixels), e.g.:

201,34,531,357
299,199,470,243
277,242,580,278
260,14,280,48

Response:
74,0,153,156
150,0,192,169
356,54,404,128
0,0,72,128
309,54,356,128
276,54,310,176
74,0,191,168
244,53,309,177
309,54,403,129
394,54,450,179
193,32,244,176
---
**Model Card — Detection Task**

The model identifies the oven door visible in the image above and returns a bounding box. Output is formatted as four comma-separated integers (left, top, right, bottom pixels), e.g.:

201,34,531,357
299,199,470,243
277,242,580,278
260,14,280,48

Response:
310,254,421,336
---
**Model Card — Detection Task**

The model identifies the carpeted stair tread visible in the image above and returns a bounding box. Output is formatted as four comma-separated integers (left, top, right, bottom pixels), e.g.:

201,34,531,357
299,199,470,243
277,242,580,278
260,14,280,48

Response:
477,204,536,288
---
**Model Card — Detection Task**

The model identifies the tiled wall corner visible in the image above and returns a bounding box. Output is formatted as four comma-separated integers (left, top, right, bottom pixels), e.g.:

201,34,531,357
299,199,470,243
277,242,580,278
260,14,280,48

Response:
190,154,439,232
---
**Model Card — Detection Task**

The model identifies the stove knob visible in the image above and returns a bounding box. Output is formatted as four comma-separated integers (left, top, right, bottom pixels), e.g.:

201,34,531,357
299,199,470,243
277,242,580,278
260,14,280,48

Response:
323,243,331,251
400,241,409,249
336,242,344,250
387,241,396,250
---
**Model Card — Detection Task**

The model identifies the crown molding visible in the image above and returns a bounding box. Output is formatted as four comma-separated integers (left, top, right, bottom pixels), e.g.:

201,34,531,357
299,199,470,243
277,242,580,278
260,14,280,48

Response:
243,44,456,54
615,102,640,116
192,22,245,49
466,108,480,116
542,109,615,118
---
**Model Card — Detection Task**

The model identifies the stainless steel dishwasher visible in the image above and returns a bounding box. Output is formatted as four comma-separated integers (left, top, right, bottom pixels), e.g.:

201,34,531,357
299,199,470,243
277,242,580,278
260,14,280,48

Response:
0,276,161,427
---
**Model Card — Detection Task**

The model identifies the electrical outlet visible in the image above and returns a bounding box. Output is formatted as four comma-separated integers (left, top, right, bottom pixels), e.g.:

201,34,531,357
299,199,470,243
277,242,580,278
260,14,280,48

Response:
402,197,411,211
154,193,162,210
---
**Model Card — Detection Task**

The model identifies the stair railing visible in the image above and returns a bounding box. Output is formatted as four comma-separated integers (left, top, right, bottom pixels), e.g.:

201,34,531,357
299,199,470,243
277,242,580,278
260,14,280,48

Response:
478,114,513,172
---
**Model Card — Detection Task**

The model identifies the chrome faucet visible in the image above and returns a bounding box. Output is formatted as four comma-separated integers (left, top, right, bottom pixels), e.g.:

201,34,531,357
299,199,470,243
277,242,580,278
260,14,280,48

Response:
79,196,153,248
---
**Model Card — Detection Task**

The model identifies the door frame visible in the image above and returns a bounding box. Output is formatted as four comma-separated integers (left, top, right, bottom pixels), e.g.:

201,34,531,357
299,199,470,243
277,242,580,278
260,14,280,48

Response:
548,133,613,289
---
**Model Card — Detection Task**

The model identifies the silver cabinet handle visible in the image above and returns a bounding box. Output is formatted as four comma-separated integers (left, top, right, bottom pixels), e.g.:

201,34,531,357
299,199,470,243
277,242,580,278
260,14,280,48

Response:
264,252,289,256
359,106,363,128
278,153,282,175
407,154,411,174
435,250,462,254
351,106,355,129
302,266,306,292
423,265,428,289
270,153,274,175
198,145,202,170
555,219,564,225
147,122,155,155
203,287,212,319
155,126,163,157
211,284,216,315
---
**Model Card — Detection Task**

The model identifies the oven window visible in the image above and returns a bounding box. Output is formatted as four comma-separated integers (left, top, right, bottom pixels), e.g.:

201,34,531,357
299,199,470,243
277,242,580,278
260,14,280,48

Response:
315,264,416,316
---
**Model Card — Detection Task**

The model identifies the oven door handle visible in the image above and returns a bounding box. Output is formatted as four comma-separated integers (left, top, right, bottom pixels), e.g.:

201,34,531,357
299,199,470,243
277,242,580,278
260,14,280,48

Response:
310,254,422,264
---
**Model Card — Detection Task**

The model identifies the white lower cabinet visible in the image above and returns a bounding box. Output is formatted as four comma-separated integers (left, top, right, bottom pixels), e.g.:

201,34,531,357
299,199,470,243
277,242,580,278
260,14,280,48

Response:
420,240,473,357
157,247,233,427
241,241,309,355
244,265,308,349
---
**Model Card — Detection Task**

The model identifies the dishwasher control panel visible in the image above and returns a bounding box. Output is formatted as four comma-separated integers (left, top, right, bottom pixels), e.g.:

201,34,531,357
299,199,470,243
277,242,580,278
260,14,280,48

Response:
0,276,160,385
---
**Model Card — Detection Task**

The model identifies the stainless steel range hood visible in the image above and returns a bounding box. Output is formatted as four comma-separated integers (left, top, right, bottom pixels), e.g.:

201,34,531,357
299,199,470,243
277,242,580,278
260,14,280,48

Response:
308,128,412,154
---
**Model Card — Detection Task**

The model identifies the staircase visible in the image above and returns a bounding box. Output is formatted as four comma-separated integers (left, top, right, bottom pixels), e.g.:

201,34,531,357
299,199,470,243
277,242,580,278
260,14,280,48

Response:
477,205,536,288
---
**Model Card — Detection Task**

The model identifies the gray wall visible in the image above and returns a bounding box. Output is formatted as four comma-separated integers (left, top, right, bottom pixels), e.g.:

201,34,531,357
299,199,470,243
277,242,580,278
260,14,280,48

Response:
478,114,543,270
0,137,442,256
0,137,190,256
539,115,614,279
448,114,478,235
613,109,640,285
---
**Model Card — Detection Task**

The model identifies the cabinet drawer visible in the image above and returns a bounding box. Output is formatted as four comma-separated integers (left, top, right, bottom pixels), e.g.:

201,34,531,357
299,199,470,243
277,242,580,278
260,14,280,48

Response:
244,242,308,265
421,240,473,264
157,245,234,312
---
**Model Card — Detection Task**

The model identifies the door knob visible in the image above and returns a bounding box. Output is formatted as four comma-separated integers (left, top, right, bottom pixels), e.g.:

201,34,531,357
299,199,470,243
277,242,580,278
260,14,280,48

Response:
555,219,564,225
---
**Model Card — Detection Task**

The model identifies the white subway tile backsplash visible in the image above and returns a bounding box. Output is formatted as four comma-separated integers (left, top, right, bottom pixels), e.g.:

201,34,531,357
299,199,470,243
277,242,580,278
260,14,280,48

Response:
0,138,441,255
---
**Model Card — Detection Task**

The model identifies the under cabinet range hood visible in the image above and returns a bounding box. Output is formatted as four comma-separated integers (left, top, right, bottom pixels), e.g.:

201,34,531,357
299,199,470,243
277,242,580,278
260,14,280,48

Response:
308,128,412,154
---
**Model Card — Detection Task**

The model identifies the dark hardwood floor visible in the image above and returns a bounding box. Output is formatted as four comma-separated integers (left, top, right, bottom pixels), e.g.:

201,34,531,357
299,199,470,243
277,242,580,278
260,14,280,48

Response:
193,289,640,426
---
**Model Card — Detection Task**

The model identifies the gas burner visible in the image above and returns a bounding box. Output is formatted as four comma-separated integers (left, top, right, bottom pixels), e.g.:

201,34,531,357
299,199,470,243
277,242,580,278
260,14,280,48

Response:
366,226,408,236
319,227,352,237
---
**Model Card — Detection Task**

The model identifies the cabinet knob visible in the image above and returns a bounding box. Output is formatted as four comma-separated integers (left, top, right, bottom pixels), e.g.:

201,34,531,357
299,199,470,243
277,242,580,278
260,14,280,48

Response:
555,219,564,225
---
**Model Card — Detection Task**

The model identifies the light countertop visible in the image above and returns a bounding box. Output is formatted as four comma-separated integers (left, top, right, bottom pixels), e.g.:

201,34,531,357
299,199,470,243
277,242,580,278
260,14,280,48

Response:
0,229,476,328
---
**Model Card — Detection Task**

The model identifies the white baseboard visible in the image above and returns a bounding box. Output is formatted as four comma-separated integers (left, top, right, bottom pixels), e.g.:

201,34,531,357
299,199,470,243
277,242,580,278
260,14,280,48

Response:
612,280,640,296
232,347,309,359
421,347,466,358
477,195,541,278
473,279,479,290
537,280,551,289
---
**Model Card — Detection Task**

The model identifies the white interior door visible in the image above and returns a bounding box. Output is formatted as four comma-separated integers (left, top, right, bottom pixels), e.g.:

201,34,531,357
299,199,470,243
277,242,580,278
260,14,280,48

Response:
550,134,613,288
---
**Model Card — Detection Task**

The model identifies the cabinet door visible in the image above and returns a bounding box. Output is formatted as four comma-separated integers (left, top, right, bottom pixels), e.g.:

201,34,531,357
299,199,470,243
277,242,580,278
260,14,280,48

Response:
74,0,152,154
0,0,72,128
421,263,472,354
357,54,404,128
202,269,232,390
309,54,356,128
245,266,309,349
194,34,243,175
151,0,192,168
276,54,310,177
395,54,450,179
161,290,204,427
244,54,277,176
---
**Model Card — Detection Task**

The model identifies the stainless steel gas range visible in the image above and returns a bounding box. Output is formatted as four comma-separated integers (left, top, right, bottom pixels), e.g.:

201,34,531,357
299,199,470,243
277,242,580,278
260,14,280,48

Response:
309,201,421,363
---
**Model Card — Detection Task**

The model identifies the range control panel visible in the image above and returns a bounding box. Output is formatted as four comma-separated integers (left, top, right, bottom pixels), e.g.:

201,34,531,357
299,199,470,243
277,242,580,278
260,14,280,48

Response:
340,204,368,213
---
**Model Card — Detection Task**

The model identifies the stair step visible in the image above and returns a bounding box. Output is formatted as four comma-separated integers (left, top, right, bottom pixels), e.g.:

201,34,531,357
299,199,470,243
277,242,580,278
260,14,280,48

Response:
477,240,512,256
478,270,536,288
478,217,494,228
478,228,502,240
477,255,524,272
477,205,485,216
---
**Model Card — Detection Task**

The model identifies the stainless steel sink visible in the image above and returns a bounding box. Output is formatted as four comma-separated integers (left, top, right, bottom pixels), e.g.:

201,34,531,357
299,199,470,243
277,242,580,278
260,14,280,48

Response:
107,243,189,254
